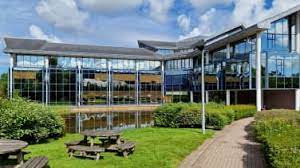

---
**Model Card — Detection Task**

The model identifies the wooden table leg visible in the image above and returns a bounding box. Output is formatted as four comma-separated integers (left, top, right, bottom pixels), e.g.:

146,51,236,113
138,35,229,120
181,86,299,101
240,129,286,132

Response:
90,137,95,147
116,135,121,145
16,151,24,164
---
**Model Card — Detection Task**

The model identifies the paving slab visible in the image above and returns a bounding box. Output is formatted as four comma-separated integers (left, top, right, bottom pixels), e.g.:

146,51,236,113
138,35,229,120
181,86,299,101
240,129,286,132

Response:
180,117,266,168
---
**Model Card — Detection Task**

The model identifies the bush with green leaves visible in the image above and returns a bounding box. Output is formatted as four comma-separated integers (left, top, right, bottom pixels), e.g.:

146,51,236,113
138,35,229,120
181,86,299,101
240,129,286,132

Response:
0,98,65,143
254,110,300,168
154,103,256,130
225,105,257,120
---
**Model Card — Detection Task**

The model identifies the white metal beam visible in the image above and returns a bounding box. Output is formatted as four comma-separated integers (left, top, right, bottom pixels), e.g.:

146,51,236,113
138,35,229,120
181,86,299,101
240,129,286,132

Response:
256,33,262,111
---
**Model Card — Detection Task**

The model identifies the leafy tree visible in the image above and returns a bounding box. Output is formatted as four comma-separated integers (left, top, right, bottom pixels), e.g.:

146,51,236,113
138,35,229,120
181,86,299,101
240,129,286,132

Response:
0,73,8,98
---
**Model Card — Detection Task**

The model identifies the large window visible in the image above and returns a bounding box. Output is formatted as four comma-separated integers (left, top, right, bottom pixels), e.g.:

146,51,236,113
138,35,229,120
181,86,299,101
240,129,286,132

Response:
13,69,44,102
82,70,108,105
112,72,136,104
137,61,161,71
262,15,300,89
111,59,135,70
262,17,295,52
50,56,78,68
139,73,161,104
266,52,300,88
157,49,174,55
165,59,192,70
165,71,191,102
49,69,77,105
16,55,45,67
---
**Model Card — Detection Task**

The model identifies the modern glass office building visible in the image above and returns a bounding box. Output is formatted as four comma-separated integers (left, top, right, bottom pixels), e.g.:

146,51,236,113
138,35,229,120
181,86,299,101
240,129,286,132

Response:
4,5,300,111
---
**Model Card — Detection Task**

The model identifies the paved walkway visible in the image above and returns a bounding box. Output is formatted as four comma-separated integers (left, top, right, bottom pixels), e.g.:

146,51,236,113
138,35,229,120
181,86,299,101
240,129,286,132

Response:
180,117,266,168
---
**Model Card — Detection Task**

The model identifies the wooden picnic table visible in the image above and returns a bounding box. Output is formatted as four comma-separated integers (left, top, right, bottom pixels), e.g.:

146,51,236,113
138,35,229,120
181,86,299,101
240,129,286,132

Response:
0,139,28,164
81,130,121,147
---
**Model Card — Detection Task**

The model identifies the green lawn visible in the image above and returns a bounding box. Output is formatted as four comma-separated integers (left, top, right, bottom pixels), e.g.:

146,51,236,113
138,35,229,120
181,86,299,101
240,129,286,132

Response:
25,127,213,168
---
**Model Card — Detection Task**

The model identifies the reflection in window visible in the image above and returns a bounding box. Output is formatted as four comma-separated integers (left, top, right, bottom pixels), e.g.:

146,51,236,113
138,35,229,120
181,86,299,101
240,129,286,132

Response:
138,61,161,71
56,57,78,68
16,55,45,67
13,69,44,102
49,69,77,105
112,59,135,70
112,72,136,104
165,59,192,70
139,73,161,104
82,70,107,105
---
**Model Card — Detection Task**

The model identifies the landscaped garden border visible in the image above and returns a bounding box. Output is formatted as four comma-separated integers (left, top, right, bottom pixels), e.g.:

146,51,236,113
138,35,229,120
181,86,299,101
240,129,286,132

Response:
253,110,300,168
154,103,256,129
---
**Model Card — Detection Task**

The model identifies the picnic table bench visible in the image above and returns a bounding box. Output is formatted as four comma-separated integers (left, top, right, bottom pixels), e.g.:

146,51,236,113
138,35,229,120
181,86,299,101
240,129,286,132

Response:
0,139,28,164
20,156,48,168
81,130,121,147
68,145,105,161
117,141,135,158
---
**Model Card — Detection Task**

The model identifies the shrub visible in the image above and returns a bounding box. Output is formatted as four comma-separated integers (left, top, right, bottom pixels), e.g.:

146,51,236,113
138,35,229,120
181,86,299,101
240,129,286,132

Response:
154,103,255,130
225,105,257,120
0,98,65,143
254,110,300,168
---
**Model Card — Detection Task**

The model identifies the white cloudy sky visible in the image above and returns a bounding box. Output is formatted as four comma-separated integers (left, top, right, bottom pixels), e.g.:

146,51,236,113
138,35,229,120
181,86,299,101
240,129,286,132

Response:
0,0,300,74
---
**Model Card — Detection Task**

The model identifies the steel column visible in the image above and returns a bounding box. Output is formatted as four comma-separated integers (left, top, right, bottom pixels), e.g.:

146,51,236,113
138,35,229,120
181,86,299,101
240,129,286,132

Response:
256,33,262,111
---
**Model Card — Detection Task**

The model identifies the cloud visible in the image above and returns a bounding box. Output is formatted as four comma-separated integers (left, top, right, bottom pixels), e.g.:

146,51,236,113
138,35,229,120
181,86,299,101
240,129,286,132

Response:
177,14,191,32
187,0,234,11
148,0,175,23
29,25,61,43
86,15,176,47
36,0,89,31
180,0,300,40
78,0,143,13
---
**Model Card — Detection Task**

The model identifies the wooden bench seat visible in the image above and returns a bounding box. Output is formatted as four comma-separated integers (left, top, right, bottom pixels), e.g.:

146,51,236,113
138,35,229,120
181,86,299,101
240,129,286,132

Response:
117,141,135,157
20,156,48,168
64,140,88,147
68,145,105,161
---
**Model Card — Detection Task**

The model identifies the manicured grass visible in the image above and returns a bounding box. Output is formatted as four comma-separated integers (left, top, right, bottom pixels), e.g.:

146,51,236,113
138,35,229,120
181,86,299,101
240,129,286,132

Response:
25,127,213,168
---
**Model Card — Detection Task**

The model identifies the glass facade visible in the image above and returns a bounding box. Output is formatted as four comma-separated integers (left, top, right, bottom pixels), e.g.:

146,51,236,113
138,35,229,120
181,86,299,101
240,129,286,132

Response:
12,57,162,105
261,15,300,89
157,49,174,55
82,70,108,105
165,58,193,102
13,69,44,102
9,12,300,106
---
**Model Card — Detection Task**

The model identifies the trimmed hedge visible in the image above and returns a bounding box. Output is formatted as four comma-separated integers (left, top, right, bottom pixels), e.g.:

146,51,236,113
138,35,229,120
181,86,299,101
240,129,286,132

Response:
154,103,256,130
0,98,65,143
254,110,300,168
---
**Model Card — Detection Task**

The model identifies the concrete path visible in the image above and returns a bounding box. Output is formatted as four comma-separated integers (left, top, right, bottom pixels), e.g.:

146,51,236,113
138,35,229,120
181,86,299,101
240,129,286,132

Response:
180,118,266,168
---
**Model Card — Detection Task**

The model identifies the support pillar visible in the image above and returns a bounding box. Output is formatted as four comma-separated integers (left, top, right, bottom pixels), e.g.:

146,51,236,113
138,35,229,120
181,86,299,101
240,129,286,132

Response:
9,55,14,99
295,89,300,111
256,33,262,111
205,52,209,64
161,61,165,104
296,11,300,53
226,44,230,59
108,61,112,107
205,91,209,103
45,57,49,105
234,91,238,105
226,90,230,105
190,91,194,103
77,61,81,107
136,63,139,105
